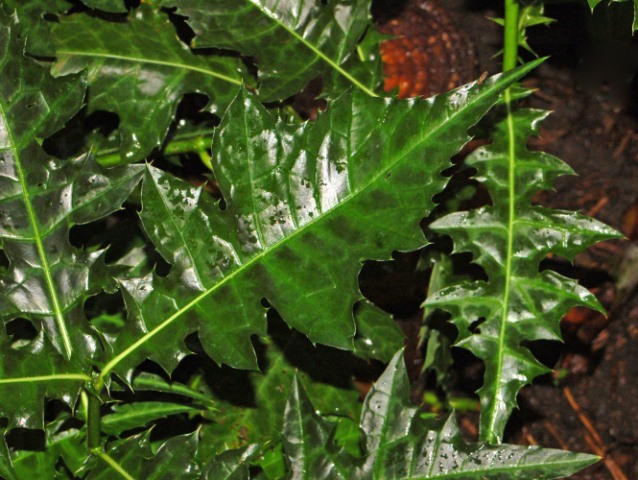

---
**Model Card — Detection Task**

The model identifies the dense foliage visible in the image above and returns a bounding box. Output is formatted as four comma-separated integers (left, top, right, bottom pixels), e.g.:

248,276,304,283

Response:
0,0,624,478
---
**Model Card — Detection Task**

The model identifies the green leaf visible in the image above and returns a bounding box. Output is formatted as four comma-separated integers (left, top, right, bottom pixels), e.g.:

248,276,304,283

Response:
0,435,16,480
283,377,352,479
282,349,599,479
353,300,403,362
326,25,385,98
51,6,249,162
0,5,142,428
162,0,379,100
81,0,128,13
83,431,201,479
127,372,217,406
95,62,541,383
421,256,457,391
12,419,85,479
201,444,260,480
424,109,622,443
196,334,360,458
490,5,554,58
102,401,204,435
3,0,71,56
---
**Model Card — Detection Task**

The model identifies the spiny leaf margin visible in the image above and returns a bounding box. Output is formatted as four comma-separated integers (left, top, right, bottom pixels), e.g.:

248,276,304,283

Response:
424,107,621,443
282,349,599,479
94,61,543,385
158,0,379,100
0,4,142,431
51,5,249,162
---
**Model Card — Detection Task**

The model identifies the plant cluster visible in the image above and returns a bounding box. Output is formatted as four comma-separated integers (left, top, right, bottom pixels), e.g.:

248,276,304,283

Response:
0,0,629,478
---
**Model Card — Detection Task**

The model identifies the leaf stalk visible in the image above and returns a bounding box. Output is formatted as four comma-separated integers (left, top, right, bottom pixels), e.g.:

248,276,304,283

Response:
503,0,520,72
87,390,102,452
96,131,214,167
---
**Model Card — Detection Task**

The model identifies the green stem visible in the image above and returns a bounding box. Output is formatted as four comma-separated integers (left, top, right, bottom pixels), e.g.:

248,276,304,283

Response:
96,131,214,168
503,0,520,73
87,390,102,452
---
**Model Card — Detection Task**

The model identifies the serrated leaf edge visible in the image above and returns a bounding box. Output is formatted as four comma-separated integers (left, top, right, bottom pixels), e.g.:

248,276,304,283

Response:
96,61,542,386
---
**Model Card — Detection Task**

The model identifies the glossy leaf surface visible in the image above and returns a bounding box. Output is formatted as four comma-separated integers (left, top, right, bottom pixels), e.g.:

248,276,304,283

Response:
86,435,258,480
283,350,599,479
82,431,201,479
98,64,539,382
353,300,403,362
196,335,360,459
101,401,205,435
0,8,142,429
201,444,260,480
11,419,85,479
424,109,621,443
3,0,70,56
51,6,248,162
126,371,217,406
163,0,379,100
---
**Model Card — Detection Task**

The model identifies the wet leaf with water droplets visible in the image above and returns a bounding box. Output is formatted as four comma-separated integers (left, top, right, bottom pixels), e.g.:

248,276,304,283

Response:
51,5,250,162
282,349,599,479
424,108,621,443
101,64,541,381
0,4,142,434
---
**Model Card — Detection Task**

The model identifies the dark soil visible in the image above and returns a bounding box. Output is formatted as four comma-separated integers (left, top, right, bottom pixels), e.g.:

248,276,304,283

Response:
370,1,638,478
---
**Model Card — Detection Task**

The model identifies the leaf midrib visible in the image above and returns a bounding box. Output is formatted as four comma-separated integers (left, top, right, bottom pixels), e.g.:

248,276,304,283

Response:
55,50,243,86
408,455,597,479
148,171,206,290
0,102,74,359
0,373,91,385
485,88,517,443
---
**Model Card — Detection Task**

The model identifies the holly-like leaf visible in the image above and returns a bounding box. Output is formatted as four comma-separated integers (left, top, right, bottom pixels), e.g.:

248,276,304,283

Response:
424,109,621,443
11,418,85,479
162,0,379,100
3,0,71,56
282,350,599,479
101,401,205,435
0,6,143,429
196,334,361,459
283,377,353,479
81,431,201,479
51,6,249,162
201,444,260,480
94,63,541,384
353,300,404,362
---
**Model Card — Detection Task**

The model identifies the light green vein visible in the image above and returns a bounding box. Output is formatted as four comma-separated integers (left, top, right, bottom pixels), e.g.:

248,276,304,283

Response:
486,86,518,443
245,0,378,97
56,51,243,86
0,373,91,385
0,103,74,359
95,450,136,480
